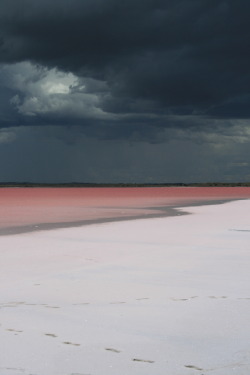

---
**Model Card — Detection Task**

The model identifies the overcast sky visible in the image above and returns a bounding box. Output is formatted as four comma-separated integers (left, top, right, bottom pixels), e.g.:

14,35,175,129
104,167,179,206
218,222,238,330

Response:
0,0,250,183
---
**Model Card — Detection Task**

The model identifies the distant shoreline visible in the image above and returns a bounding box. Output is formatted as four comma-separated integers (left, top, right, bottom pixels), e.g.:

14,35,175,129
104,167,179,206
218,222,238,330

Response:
1,182,250,187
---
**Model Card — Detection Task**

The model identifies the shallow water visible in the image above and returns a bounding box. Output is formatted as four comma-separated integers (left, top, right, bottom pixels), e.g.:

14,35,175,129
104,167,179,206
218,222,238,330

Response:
1,187,250,234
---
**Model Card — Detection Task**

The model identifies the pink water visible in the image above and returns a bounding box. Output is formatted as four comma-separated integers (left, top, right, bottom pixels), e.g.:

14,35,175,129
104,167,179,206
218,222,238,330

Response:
1,187,250,230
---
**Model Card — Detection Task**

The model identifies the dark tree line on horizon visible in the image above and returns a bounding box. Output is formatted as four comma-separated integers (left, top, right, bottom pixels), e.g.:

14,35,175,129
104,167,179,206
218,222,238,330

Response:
1,182,250,188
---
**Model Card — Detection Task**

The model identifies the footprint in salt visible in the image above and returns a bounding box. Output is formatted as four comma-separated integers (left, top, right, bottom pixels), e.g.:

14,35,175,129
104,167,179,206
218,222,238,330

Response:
132,358,155,363
6,328,23,333
136,298,149,301
45,305,60,309
209,296,228,299
63,341,81,346
184,364,203,371
105,348,121,353
45,333,57,338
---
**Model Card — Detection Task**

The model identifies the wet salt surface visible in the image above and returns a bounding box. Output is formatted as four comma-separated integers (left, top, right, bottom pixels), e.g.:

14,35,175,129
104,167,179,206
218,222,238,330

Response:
1,199,250,374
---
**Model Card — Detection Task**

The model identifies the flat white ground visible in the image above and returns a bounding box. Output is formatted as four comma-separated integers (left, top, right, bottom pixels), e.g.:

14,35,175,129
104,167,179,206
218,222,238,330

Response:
0,200,250,375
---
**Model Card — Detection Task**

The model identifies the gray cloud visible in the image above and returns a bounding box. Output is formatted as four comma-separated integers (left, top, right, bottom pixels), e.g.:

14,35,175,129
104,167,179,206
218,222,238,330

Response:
1,62,114,121
0,1,250,183
0,0,249,132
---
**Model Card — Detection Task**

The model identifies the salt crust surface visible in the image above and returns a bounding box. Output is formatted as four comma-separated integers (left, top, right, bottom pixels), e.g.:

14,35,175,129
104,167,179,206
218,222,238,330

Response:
0,200,250,375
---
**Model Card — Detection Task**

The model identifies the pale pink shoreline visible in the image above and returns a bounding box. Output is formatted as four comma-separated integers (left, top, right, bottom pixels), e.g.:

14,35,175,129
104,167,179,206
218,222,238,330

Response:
1,199,250,374
1,187,250,234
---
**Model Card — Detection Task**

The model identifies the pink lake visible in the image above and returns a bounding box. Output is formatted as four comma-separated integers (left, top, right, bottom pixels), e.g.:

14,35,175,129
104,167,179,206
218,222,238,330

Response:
1,187,250,233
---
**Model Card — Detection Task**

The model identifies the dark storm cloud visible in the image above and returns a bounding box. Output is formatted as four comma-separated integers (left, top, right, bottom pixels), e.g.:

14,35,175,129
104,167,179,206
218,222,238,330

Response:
0,0,250,135
2,125,250,183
